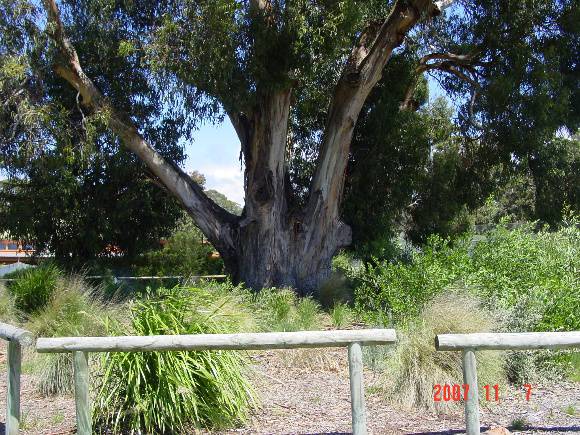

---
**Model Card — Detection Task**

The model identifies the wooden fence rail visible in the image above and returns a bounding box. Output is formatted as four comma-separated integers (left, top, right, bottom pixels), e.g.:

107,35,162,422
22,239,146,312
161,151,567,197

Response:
436,331,580,435
0,274,227,283
36,329,397,435
0,323,34,435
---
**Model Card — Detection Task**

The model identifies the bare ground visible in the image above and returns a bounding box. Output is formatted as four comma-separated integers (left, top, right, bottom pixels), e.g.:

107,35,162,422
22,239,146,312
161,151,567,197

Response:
1,344,578,434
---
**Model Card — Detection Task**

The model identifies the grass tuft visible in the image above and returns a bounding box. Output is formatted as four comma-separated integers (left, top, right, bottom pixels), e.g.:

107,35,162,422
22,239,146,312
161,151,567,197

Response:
379,291,505,413
7,264,60,313
26,274,116,395
253,288,324,332
94,286,256,433
0,283,18,322
329,303,354,328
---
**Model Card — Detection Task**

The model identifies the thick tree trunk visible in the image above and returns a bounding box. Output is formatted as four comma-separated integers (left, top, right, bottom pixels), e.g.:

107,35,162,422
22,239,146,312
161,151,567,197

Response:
226,89,352,294
229,212,351,295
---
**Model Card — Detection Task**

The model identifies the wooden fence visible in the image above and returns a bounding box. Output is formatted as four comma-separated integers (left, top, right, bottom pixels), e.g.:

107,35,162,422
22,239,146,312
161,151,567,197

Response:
0,274,227,283
0,323,34,435
3,324,580,435
35,328,397,435
435,331,580,435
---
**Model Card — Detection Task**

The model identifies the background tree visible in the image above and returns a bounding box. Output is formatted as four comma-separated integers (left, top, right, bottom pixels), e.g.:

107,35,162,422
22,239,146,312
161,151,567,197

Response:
0,148,184,267
1,0,577,293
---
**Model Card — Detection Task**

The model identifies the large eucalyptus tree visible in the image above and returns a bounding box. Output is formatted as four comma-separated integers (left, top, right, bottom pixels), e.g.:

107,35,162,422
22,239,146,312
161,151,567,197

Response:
1,0,577,292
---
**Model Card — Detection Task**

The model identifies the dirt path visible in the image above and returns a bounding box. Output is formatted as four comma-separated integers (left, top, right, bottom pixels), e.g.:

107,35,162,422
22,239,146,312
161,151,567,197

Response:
1,344,578,434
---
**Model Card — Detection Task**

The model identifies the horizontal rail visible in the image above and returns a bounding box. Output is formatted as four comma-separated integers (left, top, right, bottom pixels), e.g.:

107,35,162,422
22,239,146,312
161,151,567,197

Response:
36,329,396,353
85,275,227,280
1,274,227,282
436,331,580,351
0,323,34,346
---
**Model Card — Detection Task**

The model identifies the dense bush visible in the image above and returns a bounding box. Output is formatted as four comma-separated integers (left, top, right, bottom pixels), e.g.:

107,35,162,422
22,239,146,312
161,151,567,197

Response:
353,235,472,325
353,221,579,381
7,264,60,313
136,227,223,277
466,223,579,332
379,292,505,412
94,286,256,433
354,223,579,332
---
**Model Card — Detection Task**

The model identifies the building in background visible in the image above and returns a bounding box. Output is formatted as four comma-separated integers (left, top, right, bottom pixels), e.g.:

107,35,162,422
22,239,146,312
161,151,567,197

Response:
0,238,35,264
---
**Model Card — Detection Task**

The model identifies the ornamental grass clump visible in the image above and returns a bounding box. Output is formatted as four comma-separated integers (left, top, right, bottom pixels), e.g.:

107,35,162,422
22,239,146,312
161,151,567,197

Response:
94,286,256,433
380,291,505,413
7,263,60,313
253,287,324,331
26,274,114,396
0,283,18,322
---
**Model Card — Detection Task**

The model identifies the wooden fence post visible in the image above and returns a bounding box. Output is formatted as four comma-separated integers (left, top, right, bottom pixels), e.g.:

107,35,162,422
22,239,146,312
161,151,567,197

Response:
6,341,22,435
462,348,480,435
348,342,367,435
73,351,91,435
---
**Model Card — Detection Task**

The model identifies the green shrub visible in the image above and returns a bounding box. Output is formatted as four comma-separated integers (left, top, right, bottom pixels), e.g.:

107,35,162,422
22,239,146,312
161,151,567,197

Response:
94,286,256,433
468,223,579,332
253,288,324,331
329,303,354,328
355,221,579,383
26,275,114,396
379,292,505,412
7,264,60,313
136,227,223,277
354,235,473,325
0,284,18,322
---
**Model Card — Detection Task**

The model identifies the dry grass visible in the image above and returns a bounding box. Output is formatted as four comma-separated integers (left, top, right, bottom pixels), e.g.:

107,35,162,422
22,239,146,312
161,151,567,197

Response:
0,283,18,323
26,274,119,396
379,291,505,413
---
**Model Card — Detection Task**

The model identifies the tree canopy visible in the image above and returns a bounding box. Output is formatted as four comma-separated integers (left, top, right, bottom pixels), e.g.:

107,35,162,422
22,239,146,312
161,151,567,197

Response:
0,0,577,290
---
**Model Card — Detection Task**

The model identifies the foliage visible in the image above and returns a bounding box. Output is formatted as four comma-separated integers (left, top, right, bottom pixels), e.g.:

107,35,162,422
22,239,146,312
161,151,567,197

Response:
473,174,537,226
94,286,256,433
252,288,325,332
353,235,472,325
467,222,579,332
529,134,580,226
136,225,223,277
329,303,354,329
354,220,579,381
6,264,60,313
355,222,579,333
379,292,505,412
26,274,114,395
0,283,17,322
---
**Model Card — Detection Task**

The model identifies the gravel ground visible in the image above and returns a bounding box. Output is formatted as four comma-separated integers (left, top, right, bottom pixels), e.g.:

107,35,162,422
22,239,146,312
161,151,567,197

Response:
1,343,578,434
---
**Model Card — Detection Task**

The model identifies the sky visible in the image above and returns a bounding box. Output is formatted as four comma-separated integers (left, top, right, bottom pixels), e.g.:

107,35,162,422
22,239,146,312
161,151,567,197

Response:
183,120,245,204
184,78,447,206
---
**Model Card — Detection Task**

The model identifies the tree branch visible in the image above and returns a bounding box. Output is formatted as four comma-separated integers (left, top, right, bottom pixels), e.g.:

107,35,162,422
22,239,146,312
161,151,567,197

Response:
399,51,481,111
306,0,443,233
43,0,238,252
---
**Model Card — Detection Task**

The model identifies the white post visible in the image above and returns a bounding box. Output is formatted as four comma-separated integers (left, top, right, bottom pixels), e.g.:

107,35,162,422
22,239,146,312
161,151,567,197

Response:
348,342,367,435
73,351,91,435
6,341,22,435
462,349,480,435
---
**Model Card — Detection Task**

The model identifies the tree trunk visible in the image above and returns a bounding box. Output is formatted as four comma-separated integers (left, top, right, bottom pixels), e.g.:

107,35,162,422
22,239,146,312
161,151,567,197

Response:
225,89,352,294
228,213,351,295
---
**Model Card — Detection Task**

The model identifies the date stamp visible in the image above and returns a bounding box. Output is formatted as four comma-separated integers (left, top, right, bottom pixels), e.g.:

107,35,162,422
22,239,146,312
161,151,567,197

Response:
433,383,533,402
